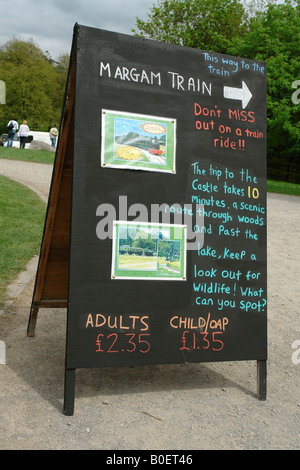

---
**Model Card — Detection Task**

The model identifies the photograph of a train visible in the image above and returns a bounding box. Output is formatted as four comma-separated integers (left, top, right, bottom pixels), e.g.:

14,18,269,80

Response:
101,110,176,173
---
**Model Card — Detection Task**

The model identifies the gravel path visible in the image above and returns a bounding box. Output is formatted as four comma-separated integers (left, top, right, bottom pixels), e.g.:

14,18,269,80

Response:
0,158,52,202
0,159,299,450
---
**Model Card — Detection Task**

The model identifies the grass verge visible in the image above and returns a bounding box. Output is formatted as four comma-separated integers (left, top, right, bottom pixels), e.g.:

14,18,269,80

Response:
267,179,300,197
0,146,55,164
0,175,46,307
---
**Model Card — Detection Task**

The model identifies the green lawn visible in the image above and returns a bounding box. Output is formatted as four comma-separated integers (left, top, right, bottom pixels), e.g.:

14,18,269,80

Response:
118,254,157,270
157,258,181,275
267,179,300,196
0,175,46,307
0,146,55,164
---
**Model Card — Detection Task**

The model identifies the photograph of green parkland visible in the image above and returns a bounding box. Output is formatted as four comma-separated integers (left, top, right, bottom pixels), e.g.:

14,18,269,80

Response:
111,221,187,280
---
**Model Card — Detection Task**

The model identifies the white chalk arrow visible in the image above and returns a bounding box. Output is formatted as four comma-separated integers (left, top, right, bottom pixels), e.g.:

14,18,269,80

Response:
223,81,252,109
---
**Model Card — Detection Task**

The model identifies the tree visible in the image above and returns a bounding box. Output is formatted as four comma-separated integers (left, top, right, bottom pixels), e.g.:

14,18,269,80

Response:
133,0,248,53
228,1,300,179
134,0,300,180
132,233,156,250
0,37,68,132
51,53,70,121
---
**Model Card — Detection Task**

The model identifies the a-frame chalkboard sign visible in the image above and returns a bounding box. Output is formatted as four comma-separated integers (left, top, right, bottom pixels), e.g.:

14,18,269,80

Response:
28,24,267,415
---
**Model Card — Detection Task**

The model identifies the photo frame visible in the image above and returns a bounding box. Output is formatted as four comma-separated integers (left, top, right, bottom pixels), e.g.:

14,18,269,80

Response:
101,110,176,173
111,221,187,280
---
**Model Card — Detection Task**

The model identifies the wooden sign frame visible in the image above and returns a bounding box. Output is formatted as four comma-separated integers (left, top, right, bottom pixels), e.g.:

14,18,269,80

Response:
27,50,75,335
28,24,267,416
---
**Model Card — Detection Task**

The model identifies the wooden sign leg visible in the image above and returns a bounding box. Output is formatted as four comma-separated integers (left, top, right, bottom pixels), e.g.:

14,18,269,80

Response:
257,360,267,400
27,306,39,337
27,46,75,338
63,368,75,416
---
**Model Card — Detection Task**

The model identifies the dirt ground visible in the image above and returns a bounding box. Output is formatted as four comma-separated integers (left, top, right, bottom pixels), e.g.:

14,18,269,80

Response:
0,159,299,450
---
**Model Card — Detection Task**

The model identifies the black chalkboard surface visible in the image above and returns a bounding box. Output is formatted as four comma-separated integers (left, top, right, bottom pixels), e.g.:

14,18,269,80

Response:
29,24,267,415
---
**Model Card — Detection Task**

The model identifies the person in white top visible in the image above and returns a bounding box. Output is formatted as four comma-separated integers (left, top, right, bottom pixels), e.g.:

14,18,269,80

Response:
18,120,30,149
7,117,19,147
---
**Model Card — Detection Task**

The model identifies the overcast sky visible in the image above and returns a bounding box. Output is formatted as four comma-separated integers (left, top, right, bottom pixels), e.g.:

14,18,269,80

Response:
0,0,157,59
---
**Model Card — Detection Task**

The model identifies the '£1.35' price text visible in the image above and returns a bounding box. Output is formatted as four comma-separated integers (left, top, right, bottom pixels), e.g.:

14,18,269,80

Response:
180,330,224,352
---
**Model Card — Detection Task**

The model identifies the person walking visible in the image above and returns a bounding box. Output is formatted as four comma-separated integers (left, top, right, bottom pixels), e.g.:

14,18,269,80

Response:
18,120,30,149
49,124,58,148
7,117,18,147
